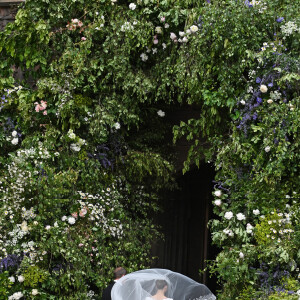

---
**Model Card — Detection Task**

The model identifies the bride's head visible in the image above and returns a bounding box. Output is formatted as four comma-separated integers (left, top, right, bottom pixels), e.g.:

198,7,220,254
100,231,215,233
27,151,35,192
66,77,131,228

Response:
155,280,168,293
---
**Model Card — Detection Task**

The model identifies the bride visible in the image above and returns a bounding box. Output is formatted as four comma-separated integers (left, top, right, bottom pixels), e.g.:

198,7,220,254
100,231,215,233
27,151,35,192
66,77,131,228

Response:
111,268,216,300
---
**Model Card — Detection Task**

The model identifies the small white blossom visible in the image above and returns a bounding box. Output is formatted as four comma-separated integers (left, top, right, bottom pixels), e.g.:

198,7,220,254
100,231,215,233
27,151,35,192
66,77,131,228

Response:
17,275,25,283
129,3,136,10
140,53,148,62
32,289,39,296
68,217,76,225
240,100,246,105
260,85,268,93
12,130,18,137
224,211,233,220
9,276,15,283
170,32,177,40
214,190,222,197
114,122,121,130
267,99,273,104
62,216,67,221
253,209,260,215
246,223,254,234
214,199,222,206
157,110,165,117
264,146,271,152
236,213,246,221
11,138,19,145
239,252,244,259
190,25,198,33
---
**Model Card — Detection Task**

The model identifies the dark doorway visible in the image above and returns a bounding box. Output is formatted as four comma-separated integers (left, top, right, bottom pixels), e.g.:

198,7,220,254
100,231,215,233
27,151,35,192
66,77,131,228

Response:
151,163,218,293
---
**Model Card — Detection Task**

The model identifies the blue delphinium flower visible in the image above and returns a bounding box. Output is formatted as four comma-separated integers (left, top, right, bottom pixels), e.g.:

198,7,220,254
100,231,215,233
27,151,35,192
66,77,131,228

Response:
276,17,284,23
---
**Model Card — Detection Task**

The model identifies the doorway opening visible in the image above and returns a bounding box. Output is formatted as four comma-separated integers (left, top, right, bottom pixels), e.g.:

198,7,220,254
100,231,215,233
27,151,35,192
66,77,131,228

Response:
151,163,218,293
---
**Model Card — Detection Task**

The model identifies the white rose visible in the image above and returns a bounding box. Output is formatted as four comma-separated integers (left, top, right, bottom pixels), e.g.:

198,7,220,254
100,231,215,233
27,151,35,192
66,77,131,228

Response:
18,275,25,283
224,211,233,220
70,143,81,152
236,213,246,221
61,216,67,221
170,32,177,40
32,289,39,296
267,99,273,104
9,276,15,283
253,209,260,215
190,25,198,33
264,146,271,152
260,84,268,93
214,199,222,206
157,110,165,117
68,217,76,225
239,252,244,259
114,122,121,130
214,190,222,197
179,31,185,37
11,138,19,145
12,130,18,137
186,29,191,34
129,3,136,10
246,223,254,233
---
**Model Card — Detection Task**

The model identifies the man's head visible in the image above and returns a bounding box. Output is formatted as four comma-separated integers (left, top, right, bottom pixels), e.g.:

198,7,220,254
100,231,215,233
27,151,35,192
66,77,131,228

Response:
113,267,127,280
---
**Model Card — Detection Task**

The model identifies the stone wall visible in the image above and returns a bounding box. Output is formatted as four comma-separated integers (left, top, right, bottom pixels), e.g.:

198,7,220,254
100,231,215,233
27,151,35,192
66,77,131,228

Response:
0,0,24,30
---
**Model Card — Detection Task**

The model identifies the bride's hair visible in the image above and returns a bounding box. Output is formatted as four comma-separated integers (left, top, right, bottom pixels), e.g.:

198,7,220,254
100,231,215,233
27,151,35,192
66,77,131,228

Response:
155,280,168,290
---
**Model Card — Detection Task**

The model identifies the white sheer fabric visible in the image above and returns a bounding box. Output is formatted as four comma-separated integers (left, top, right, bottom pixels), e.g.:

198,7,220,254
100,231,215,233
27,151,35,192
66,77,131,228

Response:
111,268,216,300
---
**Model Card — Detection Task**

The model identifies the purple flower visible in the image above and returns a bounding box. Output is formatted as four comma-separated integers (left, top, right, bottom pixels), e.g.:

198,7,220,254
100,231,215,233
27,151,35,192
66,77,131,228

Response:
206,0,211,3
1,95,5,100
256,97,262,104
256,77,261,84
268,82,273,87
276,17,284,23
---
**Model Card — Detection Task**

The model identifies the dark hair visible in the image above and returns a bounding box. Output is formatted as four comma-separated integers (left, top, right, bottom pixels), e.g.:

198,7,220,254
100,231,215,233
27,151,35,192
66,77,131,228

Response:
113,267,127,279
155,279,168,290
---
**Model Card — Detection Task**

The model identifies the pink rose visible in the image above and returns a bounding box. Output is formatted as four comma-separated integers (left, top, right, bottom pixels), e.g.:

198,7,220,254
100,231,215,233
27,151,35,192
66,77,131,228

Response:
81,37,87,41
79,208,87,217
153,39,158,44
71,212,78,218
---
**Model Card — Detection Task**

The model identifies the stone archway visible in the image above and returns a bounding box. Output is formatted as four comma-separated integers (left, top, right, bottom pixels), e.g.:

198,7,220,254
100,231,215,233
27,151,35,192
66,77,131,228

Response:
151,163,218,293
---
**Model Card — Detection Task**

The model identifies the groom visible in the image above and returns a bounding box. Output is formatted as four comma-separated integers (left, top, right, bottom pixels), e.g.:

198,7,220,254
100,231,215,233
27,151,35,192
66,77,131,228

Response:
101,267,127,300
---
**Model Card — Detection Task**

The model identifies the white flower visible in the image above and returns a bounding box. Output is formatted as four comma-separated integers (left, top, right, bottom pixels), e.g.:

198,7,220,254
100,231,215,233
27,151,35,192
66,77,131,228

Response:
140,53,148,62
129,3,136,10
240,100,246,105
223,229,234,236
68,217,76,225
214,190,222,197
239,252,244,259
12,130,18,137
155,26,162,34
157,110,165,117
114,122,121,130
214,199,222,206
179,31,185,37
186,29,191,35
11,138,19,145
17,275,25,283
285,194,290,198
164,23,169,28
267,99,273,104
253,209,260,215
224,211,233,220
61,216,67,221
170,32,177,40
260,84,268,93
236,213,246,221
297,289,300,296
190,25,198,33
9,276,15,283
246,223,254,233
54,221,59,227
67,129,76,139
264,146,271,152
182,36,188,43
70,143,81,152
45,225,51,230
162,43,167,49
32,289,39,296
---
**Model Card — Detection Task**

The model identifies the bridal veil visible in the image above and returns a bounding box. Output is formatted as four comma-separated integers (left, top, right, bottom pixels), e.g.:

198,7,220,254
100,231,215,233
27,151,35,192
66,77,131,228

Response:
111,268,216,300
